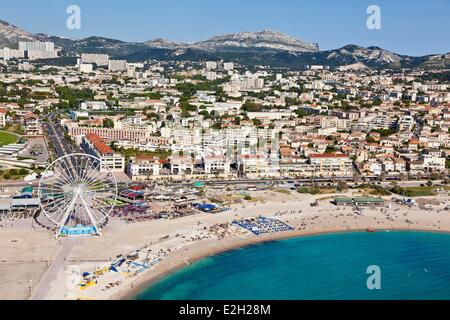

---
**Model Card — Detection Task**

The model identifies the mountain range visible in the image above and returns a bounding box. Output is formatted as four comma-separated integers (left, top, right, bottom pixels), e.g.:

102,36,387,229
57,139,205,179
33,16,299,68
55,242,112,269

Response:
1,19,449,70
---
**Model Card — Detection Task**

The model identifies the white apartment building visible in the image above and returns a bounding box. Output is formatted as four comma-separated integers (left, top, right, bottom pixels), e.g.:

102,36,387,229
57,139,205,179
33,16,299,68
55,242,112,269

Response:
1,47,24,60
80,101,108,111
170,156,194,175
206,102,241,115
308,154,353,177
247,111,294,121
170,128,202,146
398,115,415,131
421,154,446,172
19,41,54,52
223,62,234,70
205,61,217,70
202,132,228,150
78,63,93,73
19,41,57,60
382,158,395,172
0,109,6,127
364,159,383,175
81,133,125,172
127,156,161,179
24,112,42,136
67,123,152,143
203,155,231,174
81,53,109,66
237,154,279,177
27,50,58,60
109,60,128,72
245,77,264,89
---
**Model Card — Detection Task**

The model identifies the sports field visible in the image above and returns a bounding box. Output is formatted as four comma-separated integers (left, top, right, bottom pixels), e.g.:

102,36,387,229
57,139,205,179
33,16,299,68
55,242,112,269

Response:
0,130,18,146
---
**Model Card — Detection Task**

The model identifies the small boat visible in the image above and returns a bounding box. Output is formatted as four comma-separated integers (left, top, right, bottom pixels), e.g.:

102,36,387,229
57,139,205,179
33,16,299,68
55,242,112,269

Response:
366,228,375,233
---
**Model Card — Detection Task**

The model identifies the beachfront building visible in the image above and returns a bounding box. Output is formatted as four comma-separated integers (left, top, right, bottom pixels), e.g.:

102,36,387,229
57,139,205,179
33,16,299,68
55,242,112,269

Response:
334,197,385,207
169,156,194,175
237,154,279,177
421,154,446,172
308,154,354,177
203,155,231,175
127,156,162,180
81,133,125,172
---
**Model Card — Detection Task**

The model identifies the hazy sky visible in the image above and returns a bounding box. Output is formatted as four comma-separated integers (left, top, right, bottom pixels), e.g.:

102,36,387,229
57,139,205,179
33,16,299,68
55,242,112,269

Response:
1,0,449,56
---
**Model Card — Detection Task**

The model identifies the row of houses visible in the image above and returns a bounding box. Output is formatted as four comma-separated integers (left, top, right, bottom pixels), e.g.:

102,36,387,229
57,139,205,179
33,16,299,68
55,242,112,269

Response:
126,153,354,181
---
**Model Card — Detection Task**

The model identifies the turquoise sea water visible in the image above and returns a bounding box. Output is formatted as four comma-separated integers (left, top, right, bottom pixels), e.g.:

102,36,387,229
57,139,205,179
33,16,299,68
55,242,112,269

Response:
135,231,450,300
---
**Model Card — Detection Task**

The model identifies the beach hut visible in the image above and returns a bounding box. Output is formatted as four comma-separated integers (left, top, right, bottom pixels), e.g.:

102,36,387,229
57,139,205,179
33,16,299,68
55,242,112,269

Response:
194,203,217,212
334,198,354,206
353,197,385,207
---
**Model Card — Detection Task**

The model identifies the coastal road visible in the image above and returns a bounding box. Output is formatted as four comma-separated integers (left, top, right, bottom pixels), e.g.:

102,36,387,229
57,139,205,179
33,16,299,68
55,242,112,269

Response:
31,239,83,300
155,178,446,189
44,112,81,159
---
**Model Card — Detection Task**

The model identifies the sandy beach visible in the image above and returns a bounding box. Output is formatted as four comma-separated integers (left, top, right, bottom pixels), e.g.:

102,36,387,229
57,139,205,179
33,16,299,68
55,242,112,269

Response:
2,189,450,300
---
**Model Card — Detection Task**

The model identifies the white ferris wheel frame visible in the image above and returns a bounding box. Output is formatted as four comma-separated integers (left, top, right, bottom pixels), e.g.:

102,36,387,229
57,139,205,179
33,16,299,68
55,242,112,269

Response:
38,153,118,237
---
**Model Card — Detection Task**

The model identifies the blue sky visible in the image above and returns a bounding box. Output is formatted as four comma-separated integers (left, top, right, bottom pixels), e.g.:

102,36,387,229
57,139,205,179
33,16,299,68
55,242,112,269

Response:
1,0,449,56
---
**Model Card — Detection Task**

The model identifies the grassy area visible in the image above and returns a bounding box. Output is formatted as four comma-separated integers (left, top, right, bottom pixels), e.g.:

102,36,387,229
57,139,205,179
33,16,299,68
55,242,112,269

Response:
0,168,30,180
390,186,436,197
3,124,24,135
274,188,292,195
359,184,392,196
0,130,18,146
297,187,338,195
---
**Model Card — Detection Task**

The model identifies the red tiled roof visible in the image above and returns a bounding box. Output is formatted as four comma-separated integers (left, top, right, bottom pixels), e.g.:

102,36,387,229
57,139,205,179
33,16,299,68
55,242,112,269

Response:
135,155,158,162
309,153,348,158
86,133,113,155
24,112,38,119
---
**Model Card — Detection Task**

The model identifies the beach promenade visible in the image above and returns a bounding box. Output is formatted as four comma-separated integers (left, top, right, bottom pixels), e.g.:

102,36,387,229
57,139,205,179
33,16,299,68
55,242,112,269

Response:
31,239,82,300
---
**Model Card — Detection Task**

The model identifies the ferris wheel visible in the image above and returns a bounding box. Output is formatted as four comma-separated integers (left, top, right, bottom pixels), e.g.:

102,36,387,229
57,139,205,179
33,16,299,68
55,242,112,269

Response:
38,153,118,237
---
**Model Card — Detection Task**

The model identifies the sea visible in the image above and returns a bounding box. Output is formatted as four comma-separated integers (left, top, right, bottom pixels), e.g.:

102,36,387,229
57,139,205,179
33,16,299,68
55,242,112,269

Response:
135,231,450,300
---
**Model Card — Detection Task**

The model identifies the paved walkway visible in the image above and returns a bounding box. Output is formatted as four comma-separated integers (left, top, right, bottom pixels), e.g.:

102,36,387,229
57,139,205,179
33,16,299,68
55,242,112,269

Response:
31,239,82,300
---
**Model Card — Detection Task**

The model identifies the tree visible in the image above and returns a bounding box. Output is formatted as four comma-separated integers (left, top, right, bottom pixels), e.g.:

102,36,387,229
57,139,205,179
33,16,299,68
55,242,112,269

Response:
325,146,338,154
337,181,348,192
252,119,262,126
211,122,222,130
241,101,263,112
199,110,211,120
103,118,114,128
56,86,95,109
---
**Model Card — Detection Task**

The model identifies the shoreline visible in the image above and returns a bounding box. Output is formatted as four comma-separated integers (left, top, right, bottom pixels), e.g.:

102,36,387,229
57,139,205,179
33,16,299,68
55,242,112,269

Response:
28,190,450,300
117,226,450,300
